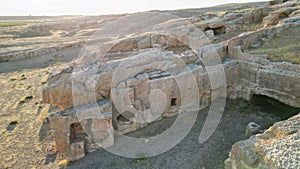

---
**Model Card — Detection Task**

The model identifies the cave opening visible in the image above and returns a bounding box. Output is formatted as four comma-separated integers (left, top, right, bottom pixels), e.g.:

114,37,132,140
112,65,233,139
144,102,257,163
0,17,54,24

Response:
250,95,300,120
205,26,226,35
278,12,288,19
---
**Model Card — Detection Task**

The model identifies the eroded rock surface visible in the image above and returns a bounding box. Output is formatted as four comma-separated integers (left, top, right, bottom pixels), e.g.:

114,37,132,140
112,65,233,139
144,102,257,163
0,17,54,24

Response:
40,0,300,164
225,113,300,169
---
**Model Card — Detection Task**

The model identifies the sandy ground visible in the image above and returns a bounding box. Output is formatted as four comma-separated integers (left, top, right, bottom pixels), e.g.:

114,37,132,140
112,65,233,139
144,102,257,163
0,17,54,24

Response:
0,47,81,168
0,67,55,168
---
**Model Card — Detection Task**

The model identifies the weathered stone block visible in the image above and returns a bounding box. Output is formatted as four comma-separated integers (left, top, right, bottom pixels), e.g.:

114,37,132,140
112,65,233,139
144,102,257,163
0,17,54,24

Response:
48,102,114,161
69,141,85,161
138,36,152,49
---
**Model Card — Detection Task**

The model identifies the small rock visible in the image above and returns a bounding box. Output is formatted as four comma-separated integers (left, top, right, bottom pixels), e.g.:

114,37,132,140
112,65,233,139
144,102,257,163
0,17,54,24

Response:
251,41,262,48
245,122,261,138
58,159,69,166
205,30,214,42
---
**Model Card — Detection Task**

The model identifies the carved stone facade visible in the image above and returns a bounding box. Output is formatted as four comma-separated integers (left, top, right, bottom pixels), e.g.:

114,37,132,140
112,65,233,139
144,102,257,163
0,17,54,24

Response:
42,0,300,162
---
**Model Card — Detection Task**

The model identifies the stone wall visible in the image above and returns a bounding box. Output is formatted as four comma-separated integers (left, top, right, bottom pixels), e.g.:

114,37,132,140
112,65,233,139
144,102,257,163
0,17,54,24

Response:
0,41,85,62
42,0,300,161
43,47,300,160
229,60,300,108
46,100,113,161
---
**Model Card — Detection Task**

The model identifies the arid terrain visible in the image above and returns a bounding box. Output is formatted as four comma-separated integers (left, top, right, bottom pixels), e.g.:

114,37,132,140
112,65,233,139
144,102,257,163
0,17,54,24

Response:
1,0,300,168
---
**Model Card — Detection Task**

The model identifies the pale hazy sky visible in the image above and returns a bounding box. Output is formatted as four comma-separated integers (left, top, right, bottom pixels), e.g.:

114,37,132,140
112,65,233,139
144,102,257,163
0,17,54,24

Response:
0,0,267,16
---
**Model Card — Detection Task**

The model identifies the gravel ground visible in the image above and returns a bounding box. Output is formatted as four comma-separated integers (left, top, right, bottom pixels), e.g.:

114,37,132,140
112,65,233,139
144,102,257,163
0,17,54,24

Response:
68,99,287,169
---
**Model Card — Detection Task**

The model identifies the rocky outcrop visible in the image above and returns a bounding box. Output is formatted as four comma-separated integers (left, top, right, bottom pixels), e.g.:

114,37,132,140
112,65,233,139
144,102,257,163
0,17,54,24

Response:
262,0,300,27
43,44,300,161
42,0,300,162
225,113,300,169
43,45,226,160
262,7,300,27
229,60,300,108
224,1,300,168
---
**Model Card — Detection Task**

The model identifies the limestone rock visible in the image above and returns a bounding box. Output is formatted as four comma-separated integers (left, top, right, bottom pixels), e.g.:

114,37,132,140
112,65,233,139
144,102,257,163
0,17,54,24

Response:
205,20,226,35
205,30,214,42
262,7,300,27
223,13,243,21
289,9,300,17
47,101,113,161
272,0,298,9
109,38,138,53
41,2,300,163
245,122,261,138
263,13,281,27
226,113,300,169
280,15,300,23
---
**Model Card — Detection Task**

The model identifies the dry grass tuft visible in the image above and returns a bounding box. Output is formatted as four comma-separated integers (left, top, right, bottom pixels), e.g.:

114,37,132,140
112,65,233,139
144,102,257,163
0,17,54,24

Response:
247,27,300,64
0,22,27,27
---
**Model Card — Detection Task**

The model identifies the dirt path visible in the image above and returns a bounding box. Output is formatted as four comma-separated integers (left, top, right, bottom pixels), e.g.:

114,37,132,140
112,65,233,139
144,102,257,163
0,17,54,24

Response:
0,47,81,73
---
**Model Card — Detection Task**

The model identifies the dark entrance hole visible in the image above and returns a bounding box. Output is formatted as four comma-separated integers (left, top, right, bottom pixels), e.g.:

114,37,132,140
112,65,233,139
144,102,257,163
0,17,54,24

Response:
70,122,85,142
250,95,300,120
205,26,226,35
279,12,288,19
171,98,177,107
117,113,132,125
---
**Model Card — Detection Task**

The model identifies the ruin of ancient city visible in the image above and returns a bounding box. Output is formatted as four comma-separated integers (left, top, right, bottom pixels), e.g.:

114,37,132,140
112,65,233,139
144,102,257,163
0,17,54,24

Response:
0,0,300,168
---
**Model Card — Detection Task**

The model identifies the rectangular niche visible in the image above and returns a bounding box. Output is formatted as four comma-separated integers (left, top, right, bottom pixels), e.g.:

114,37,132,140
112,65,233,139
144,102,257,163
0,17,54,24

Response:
171,98,177,107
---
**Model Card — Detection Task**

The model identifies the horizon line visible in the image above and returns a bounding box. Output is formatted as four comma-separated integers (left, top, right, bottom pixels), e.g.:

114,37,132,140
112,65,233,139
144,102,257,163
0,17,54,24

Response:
0,1,267,17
